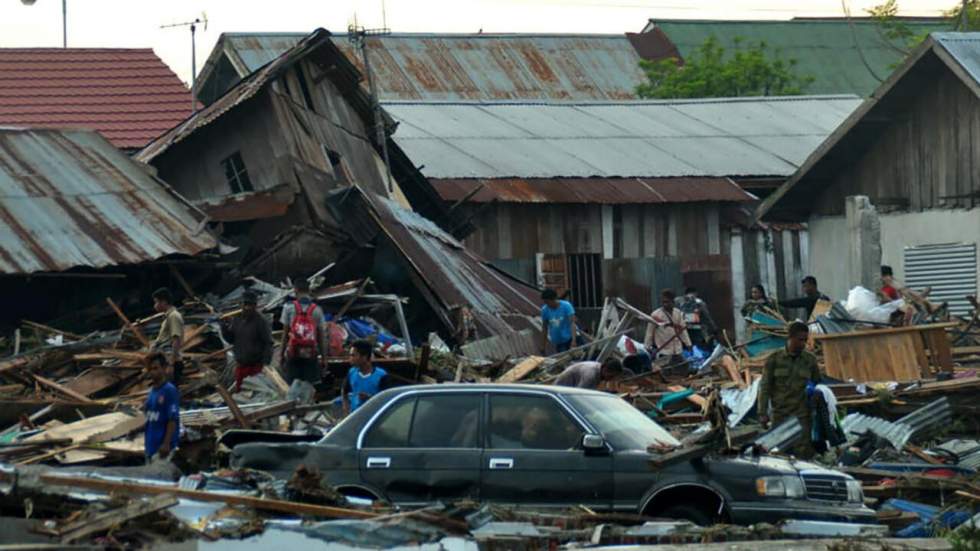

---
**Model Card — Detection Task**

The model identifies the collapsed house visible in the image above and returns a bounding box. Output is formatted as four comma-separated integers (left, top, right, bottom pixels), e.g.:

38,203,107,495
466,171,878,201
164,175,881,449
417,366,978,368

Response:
136,29,538,337
758,33,980,315
0,127,218,332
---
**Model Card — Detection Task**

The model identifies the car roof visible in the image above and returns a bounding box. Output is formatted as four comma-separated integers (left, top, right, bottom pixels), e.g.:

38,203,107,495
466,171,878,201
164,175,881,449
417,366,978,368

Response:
383,383,610,397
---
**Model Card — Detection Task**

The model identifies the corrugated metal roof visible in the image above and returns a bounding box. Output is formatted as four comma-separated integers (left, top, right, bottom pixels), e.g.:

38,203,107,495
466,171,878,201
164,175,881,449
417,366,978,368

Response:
359,190,540,336
137,28,375,164
196,32,647,104
431,177,755,204
648,19,950,96
0,48,193,149
934,32,980,86
0,127,216,274
384,96,861,179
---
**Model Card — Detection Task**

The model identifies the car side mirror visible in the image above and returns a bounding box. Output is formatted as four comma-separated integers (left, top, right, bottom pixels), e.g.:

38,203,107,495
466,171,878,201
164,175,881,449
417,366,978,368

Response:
582,434,605,451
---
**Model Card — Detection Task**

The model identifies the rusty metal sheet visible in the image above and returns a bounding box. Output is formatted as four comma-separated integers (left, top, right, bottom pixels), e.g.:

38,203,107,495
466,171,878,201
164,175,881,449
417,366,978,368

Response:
197,185,295,222
352,189,540,336
431,177,754,204
197,32,647,105
0,127,216,274
384,97,861,179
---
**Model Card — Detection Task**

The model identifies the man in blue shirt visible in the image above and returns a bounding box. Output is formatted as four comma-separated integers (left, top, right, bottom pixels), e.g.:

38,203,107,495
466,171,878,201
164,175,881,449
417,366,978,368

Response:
342,340,389,415
540,289,578,354
144,352,179,463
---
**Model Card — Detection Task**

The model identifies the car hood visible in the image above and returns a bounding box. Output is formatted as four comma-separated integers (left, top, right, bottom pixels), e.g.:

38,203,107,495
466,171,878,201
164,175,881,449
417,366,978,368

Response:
716,454,851,478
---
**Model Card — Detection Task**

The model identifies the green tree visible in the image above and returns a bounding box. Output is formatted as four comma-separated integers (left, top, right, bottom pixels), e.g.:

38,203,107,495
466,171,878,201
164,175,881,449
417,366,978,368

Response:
869,0,980,55
636,36,815,99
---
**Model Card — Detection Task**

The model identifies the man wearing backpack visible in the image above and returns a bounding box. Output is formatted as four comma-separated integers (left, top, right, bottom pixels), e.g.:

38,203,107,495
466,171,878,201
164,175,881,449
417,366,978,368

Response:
279,278,326,385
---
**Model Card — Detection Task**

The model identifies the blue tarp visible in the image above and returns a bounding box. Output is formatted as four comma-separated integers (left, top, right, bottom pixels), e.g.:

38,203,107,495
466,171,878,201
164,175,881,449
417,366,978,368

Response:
881,498,974,537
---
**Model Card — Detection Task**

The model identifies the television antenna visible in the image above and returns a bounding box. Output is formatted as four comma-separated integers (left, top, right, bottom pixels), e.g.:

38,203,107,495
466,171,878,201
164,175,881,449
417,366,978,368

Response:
161,13,208,112
349,22,393,193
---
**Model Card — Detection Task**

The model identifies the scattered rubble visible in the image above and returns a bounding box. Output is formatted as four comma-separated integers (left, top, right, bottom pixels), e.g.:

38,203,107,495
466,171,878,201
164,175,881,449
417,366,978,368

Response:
0,282,978,549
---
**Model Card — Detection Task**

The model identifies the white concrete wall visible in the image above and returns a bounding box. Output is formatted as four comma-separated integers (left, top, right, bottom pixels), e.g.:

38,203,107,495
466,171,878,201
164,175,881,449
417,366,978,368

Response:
806,215,850,300
879,209,980,286
807,209,980,301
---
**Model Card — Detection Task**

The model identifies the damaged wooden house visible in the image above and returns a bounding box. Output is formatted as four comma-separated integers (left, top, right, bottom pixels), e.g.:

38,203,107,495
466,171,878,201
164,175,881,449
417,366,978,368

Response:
136,28,539,339
0,127,218,333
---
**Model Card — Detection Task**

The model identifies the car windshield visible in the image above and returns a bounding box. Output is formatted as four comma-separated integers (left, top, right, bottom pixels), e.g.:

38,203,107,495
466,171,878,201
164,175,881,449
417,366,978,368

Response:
565,394,680,450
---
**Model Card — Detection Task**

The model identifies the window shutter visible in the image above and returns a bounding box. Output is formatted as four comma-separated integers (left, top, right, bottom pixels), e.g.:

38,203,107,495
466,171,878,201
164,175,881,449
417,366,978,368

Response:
903,243,977,316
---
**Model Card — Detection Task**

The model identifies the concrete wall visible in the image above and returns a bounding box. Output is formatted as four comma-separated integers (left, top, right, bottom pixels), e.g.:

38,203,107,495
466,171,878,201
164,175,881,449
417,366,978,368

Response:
807,209,980,301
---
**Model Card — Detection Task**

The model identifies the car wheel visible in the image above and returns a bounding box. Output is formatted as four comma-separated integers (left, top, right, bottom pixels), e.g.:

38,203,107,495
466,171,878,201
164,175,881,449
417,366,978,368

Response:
659,504,714,526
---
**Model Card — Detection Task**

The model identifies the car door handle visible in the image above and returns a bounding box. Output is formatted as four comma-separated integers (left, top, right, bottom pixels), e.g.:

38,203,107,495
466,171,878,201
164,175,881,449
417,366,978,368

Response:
489,457,514,470
366,456,391,469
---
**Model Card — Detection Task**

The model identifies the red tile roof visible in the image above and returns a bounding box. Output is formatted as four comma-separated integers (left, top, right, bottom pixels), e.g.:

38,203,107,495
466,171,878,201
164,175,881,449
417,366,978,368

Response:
0,48,193,149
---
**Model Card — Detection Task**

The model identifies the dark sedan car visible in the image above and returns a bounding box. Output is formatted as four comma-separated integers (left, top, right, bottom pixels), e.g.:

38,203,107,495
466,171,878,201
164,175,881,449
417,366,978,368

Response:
231,384,875,525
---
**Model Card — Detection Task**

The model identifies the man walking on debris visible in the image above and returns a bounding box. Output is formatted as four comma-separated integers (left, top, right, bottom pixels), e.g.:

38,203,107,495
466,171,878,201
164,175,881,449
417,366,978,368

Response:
645,289,692,371
280,278,326,385
758,321,821,459
151,287,184,384
540,289,578,354
144,352,180,463
342,339,389,414
220,290,273,392
675,287,717,348
779,276,830,320
555,358,624,389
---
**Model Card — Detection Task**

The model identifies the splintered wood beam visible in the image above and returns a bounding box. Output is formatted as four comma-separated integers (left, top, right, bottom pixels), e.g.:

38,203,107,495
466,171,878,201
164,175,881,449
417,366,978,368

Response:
106,298,150,348
39,474,378,519
60,494,179,543
31,374,96,404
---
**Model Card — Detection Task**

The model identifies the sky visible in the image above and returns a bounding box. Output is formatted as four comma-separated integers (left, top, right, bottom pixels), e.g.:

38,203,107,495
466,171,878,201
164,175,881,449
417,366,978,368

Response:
0,0,958,84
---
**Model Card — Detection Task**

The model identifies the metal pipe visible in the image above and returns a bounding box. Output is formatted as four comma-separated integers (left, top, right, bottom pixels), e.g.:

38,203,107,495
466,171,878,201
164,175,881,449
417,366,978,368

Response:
62,0,66,47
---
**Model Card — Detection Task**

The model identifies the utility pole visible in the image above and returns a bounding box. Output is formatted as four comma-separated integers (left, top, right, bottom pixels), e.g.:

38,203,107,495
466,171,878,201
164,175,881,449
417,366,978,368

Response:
161,14,208,113
963,0,970,31
349,24,393,194
19,0,66,47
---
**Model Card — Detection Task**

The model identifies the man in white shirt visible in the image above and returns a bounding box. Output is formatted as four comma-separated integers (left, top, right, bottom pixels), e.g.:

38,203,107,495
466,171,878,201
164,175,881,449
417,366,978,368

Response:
644,289,692,371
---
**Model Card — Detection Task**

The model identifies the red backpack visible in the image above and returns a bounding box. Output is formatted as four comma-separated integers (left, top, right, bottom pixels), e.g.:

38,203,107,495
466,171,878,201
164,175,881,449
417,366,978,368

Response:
288,301,318,358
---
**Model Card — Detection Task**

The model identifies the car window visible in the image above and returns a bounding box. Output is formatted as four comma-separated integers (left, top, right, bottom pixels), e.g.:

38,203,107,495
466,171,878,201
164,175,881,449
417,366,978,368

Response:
565,394,679,450
488,394,583,450
363,396,416,447
408,394,481,448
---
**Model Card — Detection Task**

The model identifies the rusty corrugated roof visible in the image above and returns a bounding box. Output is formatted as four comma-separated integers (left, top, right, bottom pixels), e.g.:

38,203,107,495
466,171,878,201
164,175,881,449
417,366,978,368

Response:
432,177,755,204
0,127,216,274
137,28,376,164
354,189,540,336
196,32,648,105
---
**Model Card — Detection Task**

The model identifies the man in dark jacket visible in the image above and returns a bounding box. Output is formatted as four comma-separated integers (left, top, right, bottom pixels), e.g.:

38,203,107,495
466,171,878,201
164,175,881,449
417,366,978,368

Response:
220,291,274,391
779,276,830,320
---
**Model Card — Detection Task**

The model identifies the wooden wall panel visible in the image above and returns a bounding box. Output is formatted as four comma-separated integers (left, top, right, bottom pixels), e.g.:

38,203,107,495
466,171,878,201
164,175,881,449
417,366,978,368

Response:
816,70,980,216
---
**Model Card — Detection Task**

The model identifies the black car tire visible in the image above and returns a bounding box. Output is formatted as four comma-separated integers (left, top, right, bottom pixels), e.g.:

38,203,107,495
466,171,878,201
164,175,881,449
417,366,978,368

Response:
659,504,714,526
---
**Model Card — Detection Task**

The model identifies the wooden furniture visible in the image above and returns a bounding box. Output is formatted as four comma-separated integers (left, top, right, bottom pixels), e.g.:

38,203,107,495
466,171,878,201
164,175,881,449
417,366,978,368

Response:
813,322,957,382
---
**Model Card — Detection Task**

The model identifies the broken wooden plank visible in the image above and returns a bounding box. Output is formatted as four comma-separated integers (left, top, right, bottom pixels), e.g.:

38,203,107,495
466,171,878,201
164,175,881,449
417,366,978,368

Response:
30,374,97,404
39,473,378,519
106,298,150,348
214,383,250,429
495,356,546,384
60,494,179,543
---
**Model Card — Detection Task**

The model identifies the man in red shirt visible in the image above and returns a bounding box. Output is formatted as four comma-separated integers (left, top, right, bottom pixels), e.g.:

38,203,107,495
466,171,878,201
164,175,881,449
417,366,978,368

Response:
880,265,901,301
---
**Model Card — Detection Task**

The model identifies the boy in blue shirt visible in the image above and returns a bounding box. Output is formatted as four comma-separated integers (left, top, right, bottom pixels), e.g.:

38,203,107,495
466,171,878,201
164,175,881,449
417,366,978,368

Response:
540,289,579,354
144,352,180,463
342,340,389,415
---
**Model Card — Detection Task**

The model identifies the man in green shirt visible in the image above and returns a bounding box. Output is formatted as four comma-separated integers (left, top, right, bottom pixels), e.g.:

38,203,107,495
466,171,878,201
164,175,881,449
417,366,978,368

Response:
758,321,821,459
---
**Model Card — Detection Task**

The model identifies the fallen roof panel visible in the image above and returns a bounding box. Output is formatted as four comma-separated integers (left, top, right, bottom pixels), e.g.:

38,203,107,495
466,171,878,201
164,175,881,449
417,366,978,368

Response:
0,127,216,274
